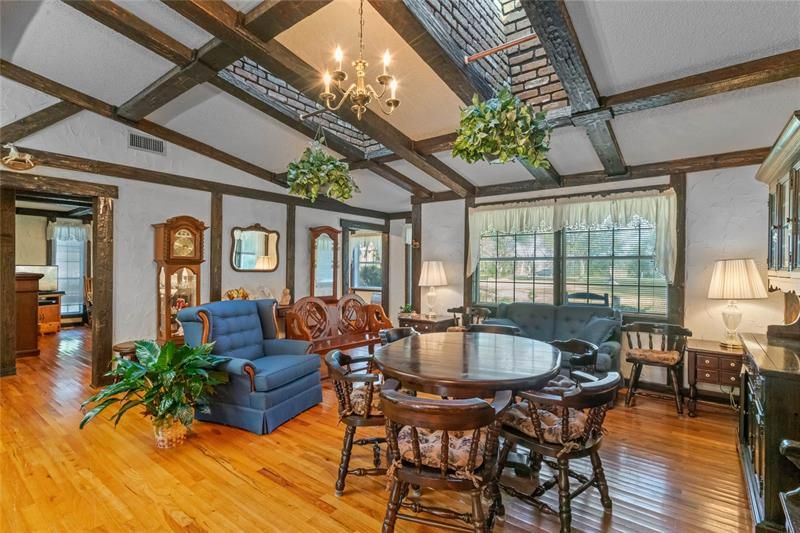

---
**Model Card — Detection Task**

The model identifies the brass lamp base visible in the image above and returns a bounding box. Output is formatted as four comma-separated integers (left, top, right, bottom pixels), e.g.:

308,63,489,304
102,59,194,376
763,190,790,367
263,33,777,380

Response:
719,339,743,350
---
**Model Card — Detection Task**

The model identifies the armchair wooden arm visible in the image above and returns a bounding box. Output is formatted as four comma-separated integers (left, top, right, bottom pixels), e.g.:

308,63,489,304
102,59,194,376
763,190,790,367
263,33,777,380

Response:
366,303,393,331
285,311,313,341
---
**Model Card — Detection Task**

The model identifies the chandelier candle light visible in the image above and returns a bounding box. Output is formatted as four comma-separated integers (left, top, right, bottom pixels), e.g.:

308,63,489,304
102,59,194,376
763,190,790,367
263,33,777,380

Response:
707,258,768,349
319,0,399,120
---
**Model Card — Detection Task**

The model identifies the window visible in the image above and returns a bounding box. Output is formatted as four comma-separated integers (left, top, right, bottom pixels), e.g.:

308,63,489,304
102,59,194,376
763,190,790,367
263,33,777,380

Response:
475,231,555,304
54,238,86,314
350,233,383,290
564,218,667,315
473,218,668,316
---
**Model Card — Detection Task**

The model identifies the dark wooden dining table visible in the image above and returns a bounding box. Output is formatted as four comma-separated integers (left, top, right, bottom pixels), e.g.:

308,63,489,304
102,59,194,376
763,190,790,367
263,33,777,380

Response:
373,331,562,397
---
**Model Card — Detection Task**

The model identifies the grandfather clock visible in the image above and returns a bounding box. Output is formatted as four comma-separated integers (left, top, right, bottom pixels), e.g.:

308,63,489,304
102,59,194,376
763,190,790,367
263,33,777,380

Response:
154,215,207,345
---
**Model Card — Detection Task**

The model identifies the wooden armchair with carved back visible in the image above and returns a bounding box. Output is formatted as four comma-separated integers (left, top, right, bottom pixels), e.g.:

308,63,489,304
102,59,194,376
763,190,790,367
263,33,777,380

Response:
380,379,512,533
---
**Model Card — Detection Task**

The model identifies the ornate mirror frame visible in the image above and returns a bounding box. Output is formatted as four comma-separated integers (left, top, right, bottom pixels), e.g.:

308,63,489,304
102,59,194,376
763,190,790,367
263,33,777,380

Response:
310,225,341,302
229,223,280,272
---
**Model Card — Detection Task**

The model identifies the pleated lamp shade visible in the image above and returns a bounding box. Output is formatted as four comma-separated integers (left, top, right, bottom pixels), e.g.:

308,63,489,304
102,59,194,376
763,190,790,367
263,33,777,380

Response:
707,258,768,300
419,261,448,287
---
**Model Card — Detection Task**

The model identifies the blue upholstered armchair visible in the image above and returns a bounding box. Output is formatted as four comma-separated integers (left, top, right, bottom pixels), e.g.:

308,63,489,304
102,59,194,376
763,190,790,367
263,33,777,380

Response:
177,299,322,434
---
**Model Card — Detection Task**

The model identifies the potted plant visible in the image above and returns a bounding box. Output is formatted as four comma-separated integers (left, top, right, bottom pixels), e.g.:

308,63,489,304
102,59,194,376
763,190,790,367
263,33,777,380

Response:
399,303,414,314
287,138,359,203
80,340,229,448
452,87,552,168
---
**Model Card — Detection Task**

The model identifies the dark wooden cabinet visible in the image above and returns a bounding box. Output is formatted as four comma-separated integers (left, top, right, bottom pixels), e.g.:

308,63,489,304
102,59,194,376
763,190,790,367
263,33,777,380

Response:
740,333,800,532
398,314,456,333
686,339,744,417
15,273,42,357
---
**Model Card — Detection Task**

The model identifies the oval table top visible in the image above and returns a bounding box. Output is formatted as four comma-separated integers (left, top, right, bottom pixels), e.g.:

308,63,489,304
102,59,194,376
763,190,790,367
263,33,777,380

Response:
373,332,562,397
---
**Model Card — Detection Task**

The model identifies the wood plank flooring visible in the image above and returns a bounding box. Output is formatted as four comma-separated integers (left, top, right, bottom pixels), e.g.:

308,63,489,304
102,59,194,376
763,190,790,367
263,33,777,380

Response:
1,328,751,532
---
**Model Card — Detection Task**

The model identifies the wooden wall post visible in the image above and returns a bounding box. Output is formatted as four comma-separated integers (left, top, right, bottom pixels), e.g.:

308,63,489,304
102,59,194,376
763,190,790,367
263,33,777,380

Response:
463,197,475,309
411,203,422,312
210,192,222,302
0,186,16,376
285,204,295,303
91,196,114,387
668,172,687,325
382,221,390,312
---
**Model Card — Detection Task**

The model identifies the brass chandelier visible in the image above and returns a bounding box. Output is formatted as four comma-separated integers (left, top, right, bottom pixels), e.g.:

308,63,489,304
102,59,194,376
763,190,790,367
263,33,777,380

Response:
318,0,399,120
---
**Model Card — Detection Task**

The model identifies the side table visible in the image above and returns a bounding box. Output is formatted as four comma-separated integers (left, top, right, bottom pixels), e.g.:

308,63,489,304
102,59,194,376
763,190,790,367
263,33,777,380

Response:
686,338,744,417
398,313,456,333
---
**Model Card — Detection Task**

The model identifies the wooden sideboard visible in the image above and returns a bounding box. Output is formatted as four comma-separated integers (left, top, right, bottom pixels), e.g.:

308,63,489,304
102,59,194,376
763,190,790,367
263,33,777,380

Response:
740,333,800,532
398,313,456,333
38,292,63,334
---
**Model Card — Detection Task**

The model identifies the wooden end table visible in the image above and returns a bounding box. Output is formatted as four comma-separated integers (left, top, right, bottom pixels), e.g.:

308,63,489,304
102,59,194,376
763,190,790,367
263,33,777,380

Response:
397,313,456,333
686,338,745,417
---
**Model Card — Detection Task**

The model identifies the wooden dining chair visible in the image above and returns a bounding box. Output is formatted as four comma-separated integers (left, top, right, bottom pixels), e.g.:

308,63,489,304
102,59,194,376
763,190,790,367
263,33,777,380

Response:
325,350,388,497
379,327,419,345
380,379,512,533
549,338,599,376
622,322,692,415
466,323,522,336
495,371,621,533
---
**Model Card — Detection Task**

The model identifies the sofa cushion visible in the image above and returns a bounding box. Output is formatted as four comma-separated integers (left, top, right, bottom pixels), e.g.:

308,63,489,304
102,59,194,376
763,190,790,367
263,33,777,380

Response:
250,355,321,391
482,318,518,329
578,316,619,345
553,305,617,342
504,303,557,340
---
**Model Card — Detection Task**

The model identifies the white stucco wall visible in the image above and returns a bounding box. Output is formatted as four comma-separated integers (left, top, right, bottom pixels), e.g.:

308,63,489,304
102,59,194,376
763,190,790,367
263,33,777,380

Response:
388,219,408,322
220,195,287,299
421,199,465,315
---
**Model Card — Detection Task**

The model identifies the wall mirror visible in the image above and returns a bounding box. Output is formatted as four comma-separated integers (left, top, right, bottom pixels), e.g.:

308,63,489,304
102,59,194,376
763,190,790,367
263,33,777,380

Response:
310,226,340,301
230,224,280,272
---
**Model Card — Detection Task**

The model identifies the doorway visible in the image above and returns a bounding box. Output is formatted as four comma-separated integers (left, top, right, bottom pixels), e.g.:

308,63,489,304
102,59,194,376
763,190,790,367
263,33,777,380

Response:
1,172,115,386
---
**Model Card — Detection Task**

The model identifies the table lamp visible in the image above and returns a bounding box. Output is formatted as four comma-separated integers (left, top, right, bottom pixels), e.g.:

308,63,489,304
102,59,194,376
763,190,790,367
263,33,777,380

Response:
707,258,768,348
419,260,447,318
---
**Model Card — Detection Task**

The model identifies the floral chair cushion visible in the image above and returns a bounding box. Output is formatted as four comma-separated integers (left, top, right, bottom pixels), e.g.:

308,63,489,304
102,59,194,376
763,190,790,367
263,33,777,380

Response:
500,402,587,444
626,348,681,365
397,426,485,470
350,384,382,416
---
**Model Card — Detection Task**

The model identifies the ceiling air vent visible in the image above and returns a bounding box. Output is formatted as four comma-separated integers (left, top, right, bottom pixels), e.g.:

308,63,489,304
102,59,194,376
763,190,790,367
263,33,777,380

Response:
128,131,165,155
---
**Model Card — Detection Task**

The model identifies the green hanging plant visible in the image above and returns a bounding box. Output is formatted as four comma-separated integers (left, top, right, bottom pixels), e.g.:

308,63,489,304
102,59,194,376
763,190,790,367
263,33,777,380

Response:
287,132,359,203
452,87,552,168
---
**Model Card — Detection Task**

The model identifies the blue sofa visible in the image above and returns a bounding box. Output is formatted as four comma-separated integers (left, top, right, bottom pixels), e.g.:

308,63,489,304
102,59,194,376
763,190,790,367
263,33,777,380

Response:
178,299,322,434
485,303,622,372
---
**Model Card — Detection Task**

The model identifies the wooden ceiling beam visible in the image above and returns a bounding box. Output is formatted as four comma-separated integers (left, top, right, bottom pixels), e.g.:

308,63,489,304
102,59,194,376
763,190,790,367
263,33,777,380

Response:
605,50,800,116
368,0,494,102
62,0,194,65
520,0,626,176
369,0,560,189
9,148,390,220
164,0,476,198
0,59,281,185
0,101,81,144
87,0,333,121
410,145,770,203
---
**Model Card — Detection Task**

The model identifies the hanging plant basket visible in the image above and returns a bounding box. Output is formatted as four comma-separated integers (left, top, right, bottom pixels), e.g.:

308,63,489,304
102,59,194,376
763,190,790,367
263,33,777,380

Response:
452,87,552,168
286,132,359,203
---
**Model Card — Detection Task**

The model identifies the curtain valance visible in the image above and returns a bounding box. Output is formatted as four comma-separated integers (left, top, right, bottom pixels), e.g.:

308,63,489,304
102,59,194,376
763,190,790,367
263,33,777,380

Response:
47,221,91,242
467,189,677,282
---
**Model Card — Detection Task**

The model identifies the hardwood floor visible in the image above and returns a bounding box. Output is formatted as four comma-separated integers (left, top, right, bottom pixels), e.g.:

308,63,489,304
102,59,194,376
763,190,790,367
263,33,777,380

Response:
1,328,751,532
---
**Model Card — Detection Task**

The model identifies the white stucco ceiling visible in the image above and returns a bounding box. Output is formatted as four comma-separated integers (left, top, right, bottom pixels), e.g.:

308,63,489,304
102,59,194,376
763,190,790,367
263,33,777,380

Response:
276,0,464,140
384,159,450,193
614,78,800,166
434,152,533,187
147,82,343,173
16,199,82,212
115,0,213,49
547,126,604,175
567,0,800,95
348,169,412,213
0,76,59,126
0,0,173,105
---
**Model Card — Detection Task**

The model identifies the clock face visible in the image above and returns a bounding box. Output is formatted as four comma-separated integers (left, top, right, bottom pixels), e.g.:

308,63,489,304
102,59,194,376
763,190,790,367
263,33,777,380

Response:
172,229,195,257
